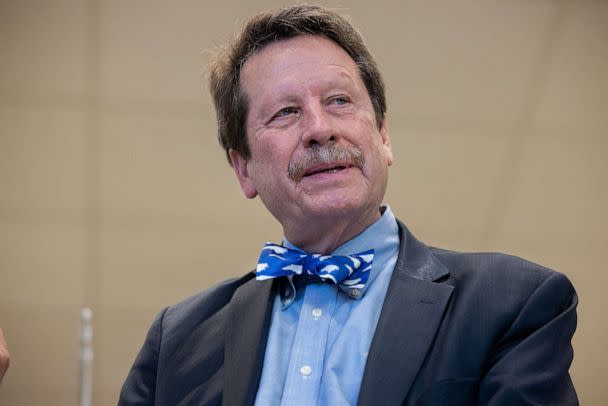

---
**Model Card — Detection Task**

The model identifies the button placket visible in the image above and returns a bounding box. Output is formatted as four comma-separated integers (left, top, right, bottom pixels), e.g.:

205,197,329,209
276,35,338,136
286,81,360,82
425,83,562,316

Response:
280,283,338,404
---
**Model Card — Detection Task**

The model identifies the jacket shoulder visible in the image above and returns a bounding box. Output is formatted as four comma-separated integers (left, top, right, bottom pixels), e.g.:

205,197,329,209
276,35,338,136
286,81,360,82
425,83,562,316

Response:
430,247,562,282
161,272,254,329
428,247,575,311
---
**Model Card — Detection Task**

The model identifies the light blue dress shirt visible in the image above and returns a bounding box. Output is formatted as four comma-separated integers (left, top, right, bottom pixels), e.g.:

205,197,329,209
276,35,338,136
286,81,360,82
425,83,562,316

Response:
254,206,400,406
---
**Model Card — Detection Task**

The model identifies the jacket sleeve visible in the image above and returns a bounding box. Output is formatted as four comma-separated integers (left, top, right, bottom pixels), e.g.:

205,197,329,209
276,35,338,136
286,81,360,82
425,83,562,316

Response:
118,308,167,406
479,271,579,405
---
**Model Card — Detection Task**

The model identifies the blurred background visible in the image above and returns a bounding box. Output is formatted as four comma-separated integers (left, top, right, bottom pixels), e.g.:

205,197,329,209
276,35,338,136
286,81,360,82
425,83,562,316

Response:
1,0,606,404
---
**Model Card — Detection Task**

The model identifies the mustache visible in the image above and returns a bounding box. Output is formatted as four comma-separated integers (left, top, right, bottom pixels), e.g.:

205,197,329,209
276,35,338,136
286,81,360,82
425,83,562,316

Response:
287,144,365,182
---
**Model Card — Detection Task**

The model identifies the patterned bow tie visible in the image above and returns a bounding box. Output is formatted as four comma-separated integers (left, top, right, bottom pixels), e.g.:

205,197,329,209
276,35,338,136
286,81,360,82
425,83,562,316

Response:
256,243,374,299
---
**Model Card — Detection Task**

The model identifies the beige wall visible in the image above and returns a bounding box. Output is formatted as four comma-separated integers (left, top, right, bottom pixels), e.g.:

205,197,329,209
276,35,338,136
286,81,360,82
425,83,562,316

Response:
1,0,606,404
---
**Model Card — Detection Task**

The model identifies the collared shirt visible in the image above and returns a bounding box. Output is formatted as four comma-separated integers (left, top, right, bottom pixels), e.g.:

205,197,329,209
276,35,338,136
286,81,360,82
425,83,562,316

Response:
254,206,400,406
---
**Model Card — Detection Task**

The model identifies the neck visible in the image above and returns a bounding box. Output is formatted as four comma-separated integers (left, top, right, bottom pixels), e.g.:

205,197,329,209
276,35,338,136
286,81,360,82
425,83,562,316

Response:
283,206,382,254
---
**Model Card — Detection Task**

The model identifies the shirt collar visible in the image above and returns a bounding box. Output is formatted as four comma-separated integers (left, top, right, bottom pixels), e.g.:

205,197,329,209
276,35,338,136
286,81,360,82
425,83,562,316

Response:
278,205,400,308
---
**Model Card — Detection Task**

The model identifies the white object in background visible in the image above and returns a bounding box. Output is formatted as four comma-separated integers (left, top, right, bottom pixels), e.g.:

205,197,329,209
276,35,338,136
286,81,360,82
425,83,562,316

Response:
79,307,93,406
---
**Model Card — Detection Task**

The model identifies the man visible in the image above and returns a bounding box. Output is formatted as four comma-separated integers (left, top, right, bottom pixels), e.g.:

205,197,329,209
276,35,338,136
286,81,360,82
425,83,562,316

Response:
120,5,578,405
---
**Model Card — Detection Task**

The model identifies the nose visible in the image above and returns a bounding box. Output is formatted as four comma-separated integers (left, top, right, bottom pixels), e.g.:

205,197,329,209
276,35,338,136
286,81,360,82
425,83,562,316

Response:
301,104,337,148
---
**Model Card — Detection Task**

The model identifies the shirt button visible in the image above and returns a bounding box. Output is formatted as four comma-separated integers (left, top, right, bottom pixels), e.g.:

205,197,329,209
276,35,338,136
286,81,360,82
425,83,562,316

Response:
312,308,323,318
300,365,312,376
349,288,361,298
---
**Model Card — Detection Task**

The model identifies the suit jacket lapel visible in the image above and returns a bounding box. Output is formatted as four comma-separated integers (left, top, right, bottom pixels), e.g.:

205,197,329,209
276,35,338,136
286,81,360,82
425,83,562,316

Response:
223,276,275,406
357,221,454,406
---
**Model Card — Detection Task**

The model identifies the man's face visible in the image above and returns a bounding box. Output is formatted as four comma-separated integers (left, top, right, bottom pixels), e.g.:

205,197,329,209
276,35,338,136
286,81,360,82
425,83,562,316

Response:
230,35,392,231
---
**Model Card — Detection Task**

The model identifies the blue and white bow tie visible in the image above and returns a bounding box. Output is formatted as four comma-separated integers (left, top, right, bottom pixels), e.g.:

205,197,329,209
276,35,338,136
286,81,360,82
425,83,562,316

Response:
256,242,374,299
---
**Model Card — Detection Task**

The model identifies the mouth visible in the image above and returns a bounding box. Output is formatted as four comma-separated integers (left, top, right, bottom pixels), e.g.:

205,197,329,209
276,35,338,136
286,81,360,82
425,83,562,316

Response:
302,163,352,177
287,144,365,182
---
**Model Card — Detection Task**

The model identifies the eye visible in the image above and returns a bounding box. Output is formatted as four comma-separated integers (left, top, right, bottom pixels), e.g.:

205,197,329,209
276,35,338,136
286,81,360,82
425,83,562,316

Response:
330,96,349,105
276,106,298,117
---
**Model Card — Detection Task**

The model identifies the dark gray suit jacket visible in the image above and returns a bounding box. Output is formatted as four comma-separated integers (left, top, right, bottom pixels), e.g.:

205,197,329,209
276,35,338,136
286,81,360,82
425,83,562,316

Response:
119,221,578,405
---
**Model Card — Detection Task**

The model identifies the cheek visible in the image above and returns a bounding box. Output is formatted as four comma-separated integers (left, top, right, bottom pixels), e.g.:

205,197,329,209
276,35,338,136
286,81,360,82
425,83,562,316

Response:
256,138,297,168
249,146,289,181
362,139,391,176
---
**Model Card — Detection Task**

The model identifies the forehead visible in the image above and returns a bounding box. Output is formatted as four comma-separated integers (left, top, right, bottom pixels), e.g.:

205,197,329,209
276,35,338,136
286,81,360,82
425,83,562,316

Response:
240,35,361,95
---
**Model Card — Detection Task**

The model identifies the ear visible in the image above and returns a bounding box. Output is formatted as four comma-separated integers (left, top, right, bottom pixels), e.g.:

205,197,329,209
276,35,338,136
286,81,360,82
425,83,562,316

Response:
379,115,393,166
229,149,258,199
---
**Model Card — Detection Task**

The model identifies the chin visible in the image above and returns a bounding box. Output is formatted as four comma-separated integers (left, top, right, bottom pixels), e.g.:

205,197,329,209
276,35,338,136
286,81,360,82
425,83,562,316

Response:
302,194,375,219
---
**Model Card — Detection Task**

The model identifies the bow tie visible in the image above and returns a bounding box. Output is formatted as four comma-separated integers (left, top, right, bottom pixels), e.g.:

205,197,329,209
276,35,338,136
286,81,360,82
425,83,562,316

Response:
255,243,374,299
